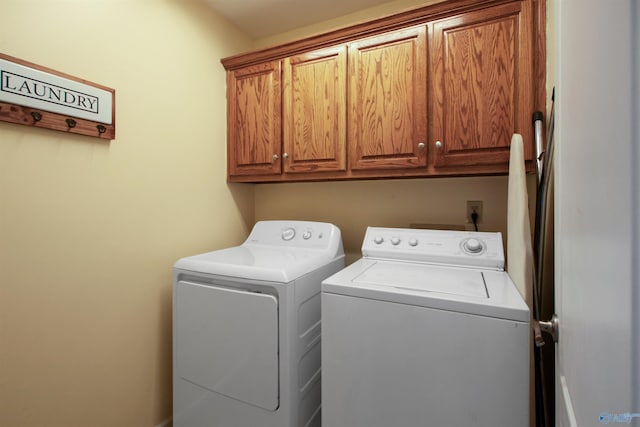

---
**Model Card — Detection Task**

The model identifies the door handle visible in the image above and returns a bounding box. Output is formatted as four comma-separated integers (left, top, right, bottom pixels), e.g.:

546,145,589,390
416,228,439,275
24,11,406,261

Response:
532,314,559,347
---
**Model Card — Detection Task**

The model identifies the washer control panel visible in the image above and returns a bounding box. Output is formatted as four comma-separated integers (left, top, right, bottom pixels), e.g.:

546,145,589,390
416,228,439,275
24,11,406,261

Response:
363,227,505,270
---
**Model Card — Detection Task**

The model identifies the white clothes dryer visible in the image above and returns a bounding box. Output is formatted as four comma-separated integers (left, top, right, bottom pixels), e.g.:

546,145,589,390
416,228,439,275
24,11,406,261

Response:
173,220,344,427
321,227,529,427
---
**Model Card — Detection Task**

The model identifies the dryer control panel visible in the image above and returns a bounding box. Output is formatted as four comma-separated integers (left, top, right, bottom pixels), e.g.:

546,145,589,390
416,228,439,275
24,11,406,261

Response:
362,227,505,270
246,220,344,252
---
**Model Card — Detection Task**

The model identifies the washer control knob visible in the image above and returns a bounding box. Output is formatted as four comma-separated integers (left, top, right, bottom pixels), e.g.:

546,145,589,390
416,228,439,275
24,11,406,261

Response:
282,228,296,241
374,236,384,245
391,237,401,246
408,238,418,247
463,238,483,253
303,231,312,240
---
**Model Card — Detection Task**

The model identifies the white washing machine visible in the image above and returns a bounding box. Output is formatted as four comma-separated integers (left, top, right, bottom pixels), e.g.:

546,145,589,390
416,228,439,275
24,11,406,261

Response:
321,227,529,427
173,220,344,427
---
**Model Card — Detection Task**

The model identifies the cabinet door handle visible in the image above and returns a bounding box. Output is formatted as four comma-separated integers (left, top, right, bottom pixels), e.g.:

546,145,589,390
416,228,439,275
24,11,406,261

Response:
272,154,279,161
417,142,425,150
435,141,443,149
282,153,289,159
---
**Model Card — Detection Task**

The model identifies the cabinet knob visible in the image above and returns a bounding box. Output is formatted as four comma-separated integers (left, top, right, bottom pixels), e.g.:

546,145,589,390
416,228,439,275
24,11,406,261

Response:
272,154,279,161
435,141,443,149
282,153,289,159
417,142,425,150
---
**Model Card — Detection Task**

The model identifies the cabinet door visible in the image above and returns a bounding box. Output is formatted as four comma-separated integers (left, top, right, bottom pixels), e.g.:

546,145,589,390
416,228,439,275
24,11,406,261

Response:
430,1,533,169
283,46,347,174
348,27,427,171
227,61,281,178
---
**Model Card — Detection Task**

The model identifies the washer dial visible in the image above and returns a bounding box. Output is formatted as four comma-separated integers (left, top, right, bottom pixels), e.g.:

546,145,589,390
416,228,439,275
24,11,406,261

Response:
462,237,484,254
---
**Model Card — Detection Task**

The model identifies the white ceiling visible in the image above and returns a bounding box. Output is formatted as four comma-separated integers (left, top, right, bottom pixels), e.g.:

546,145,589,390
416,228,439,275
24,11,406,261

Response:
204,0,394,38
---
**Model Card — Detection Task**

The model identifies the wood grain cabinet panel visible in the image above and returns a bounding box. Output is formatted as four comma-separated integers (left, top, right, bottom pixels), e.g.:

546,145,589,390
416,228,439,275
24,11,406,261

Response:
227,61,282,178
348,26,427,171
222,0,543,182
283,46,347,174
430,1,534,170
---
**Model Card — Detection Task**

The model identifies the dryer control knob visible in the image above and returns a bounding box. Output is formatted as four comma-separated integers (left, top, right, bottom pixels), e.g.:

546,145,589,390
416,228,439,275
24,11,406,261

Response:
282,228,296,241
463,238,483,253
303,231,312,240
391,237,401,246
408,238,418,247
374,236,384,245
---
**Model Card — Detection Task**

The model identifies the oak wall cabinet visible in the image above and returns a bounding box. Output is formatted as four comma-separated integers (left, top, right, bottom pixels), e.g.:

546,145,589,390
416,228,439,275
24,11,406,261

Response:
430,1,534,173
222,0,545,183
348,26,428,173
227,61,282,178
283,46,347,175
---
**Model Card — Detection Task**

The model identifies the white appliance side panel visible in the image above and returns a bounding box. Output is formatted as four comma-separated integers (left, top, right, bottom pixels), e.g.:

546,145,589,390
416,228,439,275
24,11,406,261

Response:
322,293,529,427
176,280,279,411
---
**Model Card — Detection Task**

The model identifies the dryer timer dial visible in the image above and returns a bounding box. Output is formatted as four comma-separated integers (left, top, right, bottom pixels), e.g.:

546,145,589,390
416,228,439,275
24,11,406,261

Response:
282,228,296,241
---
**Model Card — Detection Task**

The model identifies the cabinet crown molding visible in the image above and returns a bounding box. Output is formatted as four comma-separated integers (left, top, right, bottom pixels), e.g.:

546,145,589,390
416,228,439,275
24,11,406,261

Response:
221,0,520,70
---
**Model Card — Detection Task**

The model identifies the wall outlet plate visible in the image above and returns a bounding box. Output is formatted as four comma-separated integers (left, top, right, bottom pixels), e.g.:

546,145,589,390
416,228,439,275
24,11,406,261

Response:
466,200,483,224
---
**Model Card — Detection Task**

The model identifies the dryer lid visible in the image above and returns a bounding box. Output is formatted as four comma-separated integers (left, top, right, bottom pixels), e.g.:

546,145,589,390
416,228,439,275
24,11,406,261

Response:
174,220,345,283
175,245,340,282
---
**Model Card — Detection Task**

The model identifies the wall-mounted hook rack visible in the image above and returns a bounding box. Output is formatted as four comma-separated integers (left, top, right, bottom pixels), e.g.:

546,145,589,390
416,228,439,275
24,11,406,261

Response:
0,53,115,140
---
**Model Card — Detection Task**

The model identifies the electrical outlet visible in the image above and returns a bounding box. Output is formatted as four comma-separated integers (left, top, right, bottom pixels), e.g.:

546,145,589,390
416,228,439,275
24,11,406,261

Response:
466,200,483,224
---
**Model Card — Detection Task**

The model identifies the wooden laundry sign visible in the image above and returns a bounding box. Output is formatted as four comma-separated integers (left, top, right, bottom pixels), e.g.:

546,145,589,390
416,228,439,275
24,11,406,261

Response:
0,53,115,139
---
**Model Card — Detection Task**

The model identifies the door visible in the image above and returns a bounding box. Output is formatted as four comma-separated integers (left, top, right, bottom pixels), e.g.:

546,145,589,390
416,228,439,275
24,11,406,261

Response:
175,281,279,411
282,46,347,174
227,60,282,178
430,1,533,170
348,26,427,170
554,1,639,426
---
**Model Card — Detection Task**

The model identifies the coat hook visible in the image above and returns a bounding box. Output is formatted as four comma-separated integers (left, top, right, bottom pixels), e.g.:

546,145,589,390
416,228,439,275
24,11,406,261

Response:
97,124,106,134
66,118,76,128
31,111,42,122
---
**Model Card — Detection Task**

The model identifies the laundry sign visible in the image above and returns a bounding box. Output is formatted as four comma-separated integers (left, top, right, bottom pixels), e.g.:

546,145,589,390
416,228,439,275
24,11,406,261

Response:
0,53,115,139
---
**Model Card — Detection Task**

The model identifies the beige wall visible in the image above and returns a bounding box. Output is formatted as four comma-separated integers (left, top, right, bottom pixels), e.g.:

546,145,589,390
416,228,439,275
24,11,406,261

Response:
256,177,519,262
254,0,444,49
0,0,253,425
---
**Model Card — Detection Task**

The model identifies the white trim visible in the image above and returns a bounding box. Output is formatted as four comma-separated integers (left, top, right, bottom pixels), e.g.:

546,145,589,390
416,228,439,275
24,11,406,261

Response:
559,376,578,427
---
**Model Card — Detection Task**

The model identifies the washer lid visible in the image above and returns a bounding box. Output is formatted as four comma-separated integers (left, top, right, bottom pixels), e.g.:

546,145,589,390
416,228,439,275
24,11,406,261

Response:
354,262,488,299
322,259,529,322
